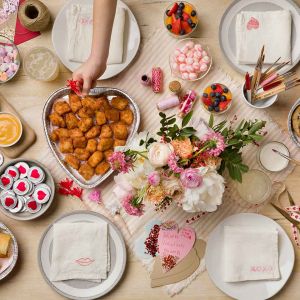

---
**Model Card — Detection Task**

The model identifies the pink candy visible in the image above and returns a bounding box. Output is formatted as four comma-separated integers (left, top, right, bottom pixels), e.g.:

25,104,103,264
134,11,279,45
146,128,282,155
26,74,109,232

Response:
171,42,211,80
0,43,20,83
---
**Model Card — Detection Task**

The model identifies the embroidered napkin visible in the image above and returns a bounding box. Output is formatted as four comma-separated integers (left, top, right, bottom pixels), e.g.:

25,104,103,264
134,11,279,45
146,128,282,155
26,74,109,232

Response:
223,226,280,282
236,10,291,64
51,222,110,282
66,4,125,65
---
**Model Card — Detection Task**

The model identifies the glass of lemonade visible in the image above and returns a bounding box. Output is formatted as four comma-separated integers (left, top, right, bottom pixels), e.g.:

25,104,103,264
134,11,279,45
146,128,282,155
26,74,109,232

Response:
236,169,272,205
23,47,59,81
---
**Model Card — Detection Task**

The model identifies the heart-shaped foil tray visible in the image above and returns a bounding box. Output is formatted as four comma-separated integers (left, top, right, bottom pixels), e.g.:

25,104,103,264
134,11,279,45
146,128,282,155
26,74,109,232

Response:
43,87,140,189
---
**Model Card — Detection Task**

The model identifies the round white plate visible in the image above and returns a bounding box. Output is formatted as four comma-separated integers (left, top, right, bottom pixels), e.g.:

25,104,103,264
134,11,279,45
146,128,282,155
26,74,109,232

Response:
38,211,127,300
52,0,140,80
205,213,294,300
219,0,300,74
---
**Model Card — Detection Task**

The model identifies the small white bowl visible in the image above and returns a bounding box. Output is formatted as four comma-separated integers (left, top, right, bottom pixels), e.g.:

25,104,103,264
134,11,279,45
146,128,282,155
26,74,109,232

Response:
242,83,278,109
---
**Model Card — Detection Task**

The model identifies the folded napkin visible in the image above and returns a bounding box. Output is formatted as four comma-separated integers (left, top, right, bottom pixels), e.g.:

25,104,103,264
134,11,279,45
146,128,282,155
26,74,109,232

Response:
66,4,125,65
51,222,110,282
223,226,280,282
236,10,291,64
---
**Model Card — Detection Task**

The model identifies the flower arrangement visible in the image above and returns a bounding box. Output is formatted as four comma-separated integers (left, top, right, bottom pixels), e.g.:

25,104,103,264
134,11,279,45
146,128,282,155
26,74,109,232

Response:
109,111,266,216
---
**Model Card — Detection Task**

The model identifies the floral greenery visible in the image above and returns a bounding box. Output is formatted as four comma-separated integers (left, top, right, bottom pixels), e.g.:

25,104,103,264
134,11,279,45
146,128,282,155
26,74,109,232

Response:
157,111,198,142
208,114,266,182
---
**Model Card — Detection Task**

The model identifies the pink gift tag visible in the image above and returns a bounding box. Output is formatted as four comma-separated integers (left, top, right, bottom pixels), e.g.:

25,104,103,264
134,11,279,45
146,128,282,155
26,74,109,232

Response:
158,223,195,271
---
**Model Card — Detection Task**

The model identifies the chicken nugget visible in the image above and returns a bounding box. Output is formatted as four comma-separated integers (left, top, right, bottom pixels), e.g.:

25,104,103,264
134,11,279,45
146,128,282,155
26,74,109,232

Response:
120,109,134,125
49,112,66,128
79,163,94,181
112,123,128,139
74,148,91,161
65,113,79,129
69,93,82,113
100,124,112,138
111,96,129,110
96,96,111,111
105,109,119,122
78,107,94,118
82,97,100,111
65,154,80,170
88,151,104,168
49,131,59,142
53,128,69,139
86,139,98,153
73,137,87,148
114,139,126,147
97,138,114,151
59,138,73,153
68,128,83,139
95,161,111,175
78,117,93,132
104,149,113,160
96,111,106,125
85,125,101,139
54,101,71,115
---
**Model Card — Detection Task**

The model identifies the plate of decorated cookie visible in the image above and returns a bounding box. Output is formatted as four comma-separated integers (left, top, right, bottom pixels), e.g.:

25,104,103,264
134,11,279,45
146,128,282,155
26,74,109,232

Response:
288,98,300,147
43,87,140,189
0,159,55,221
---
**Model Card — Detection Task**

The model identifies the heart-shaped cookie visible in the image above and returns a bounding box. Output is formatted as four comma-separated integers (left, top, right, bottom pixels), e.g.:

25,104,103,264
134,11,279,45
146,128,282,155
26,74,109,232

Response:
37,190,46,200
18,165,27,174
27,201,37,210
247,17,259,30
17,182,26,192
1,176,11,186
158,224,196,271
5,197,15,207
31,169,40,179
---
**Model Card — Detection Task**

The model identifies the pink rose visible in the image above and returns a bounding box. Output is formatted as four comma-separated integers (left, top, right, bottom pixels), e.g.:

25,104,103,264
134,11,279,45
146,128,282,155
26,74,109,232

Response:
180,168,203,189
147,171,160,186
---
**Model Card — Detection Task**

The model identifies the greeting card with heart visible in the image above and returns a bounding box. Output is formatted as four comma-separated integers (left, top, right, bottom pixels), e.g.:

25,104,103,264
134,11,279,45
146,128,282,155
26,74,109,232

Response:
158,221,196,272
0,0,19,40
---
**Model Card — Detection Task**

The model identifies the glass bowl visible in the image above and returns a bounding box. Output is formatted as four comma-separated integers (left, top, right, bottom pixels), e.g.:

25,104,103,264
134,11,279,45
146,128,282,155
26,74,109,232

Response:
169,38,212,81
0,35,21,84
201,83,232,114
163,1,198,38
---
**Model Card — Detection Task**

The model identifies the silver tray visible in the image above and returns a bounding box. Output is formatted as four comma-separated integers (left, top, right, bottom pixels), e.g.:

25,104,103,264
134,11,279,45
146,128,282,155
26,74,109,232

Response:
43,87,140,189
0,223,18,281
288,98,300,148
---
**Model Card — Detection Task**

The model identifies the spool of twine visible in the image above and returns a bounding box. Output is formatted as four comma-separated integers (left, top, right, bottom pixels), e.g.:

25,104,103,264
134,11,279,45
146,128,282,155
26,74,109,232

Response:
18,0,51,32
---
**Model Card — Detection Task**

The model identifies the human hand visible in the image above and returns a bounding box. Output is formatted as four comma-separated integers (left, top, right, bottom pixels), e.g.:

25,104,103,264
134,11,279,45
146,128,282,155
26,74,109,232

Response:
72,57,106,96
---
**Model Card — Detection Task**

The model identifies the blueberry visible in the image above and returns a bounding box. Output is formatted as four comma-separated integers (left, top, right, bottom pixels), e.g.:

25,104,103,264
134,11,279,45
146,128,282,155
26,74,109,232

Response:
167,24,172,30
221,95,226,101
191,23,196,28
215,92,221,97
179,2,185,9
166,9,170,16
177,9,183,16
180,29,186,35
187,18,193,25
214,101,219,107
203,93,208,97
214,107,220,112
215,98,220,104
211,84,217,90
191,10,197,17
208,106,214,111
223,87,229,93
210,92,216,97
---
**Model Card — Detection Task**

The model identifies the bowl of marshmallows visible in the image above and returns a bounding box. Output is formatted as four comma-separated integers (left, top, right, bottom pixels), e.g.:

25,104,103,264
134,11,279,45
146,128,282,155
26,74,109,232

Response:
169,38,212,81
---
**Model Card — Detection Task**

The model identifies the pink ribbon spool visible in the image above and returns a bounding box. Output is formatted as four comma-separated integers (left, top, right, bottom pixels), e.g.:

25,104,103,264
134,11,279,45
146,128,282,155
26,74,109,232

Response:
152,67,163,93
157,95,180,111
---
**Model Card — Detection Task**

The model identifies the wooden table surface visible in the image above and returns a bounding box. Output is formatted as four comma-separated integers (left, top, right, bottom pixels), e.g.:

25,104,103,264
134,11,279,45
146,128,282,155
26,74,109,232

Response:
1,0,300,299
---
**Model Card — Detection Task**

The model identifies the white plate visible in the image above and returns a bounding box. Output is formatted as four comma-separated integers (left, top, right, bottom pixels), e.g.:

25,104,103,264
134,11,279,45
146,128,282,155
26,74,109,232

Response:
52,0,140,80
38,211,127,300
219,0,300,74
205,213,294,300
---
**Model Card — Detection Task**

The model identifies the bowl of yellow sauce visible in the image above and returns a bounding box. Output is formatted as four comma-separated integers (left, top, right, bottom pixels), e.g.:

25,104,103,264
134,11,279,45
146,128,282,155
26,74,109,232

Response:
0,113,22,147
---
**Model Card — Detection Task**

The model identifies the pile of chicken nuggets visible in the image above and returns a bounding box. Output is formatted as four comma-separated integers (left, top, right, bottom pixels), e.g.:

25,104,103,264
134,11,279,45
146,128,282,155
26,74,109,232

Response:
48,93,134,181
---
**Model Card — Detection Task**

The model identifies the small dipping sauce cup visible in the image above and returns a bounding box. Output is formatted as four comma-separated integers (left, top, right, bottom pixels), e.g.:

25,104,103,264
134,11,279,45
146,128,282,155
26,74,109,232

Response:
0,112,23,147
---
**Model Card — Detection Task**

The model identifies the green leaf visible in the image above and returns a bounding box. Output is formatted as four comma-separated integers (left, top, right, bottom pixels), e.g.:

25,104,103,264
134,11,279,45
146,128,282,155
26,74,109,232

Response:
182,111,193,127
167,118,176,125
248,121,266,135
159,112,166,118
208,114,214,128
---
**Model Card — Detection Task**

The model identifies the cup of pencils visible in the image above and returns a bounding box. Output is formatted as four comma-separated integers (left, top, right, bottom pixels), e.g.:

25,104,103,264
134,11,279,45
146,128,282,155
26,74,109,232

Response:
242,46,299,109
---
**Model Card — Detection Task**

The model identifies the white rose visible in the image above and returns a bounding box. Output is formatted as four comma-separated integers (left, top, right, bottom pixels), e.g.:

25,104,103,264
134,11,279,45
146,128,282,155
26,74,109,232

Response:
162,176,183,197
148,142,173,167
181,167,225,213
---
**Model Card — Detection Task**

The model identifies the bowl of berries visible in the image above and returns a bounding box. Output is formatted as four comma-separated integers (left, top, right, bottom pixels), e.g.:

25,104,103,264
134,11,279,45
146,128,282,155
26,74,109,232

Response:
164,1,198,38
201,83,232,114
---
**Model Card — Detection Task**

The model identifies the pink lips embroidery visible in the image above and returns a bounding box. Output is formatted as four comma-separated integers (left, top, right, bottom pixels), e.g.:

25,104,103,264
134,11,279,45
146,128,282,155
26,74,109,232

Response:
247,17,259,30
75,258,95,266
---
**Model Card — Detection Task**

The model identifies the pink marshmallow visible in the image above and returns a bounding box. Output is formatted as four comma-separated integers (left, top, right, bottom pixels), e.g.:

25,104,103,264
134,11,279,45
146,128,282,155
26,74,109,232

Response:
186,57,194,65
186,41,195,49
189,73,198,80
174,49,181,57
194,44,203,52
181,72,189,80
202,56,210,63
192,62,200,71
177,54,186,63
186,65,194,73
186,50,194,58
200,63,208,72
179,64,187,72
202,50,208,57
181,46,189,54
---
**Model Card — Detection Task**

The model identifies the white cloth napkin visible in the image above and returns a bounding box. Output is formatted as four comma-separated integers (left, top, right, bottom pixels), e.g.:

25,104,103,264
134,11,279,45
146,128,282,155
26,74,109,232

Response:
51,222,110,282
236,10,291,64
66,4,125,64
223,226,280,282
